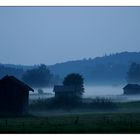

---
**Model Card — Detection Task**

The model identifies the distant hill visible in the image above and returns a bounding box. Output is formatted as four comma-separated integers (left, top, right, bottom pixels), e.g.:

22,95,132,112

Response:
1,51,140,85
49,52,140,85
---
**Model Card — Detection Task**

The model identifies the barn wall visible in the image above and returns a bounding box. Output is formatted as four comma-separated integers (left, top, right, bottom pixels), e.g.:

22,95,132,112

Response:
0,80,29,116
124,89,140,94
21,91,29,115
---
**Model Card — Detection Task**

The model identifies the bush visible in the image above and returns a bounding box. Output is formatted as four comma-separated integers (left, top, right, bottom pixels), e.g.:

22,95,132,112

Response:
29,97,116,111
84,97,116,110
29,97,81,110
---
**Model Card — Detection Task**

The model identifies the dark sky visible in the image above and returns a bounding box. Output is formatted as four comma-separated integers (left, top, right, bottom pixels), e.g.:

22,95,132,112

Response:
0,7,140,65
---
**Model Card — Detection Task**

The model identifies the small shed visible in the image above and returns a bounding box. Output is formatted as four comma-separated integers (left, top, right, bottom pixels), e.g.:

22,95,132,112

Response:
0,75,34,116
53,85,81,98
123,84,140,95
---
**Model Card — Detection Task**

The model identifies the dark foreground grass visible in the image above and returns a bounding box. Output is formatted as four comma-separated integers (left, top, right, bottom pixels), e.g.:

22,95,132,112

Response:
0,101,140,134
0,112,140,133
117,101,140,109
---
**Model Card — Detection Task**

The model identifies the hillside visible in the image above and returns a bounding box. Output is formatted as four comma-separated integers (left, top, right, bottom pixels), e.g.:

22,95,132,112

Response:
49,52,140,85
0,51,140,85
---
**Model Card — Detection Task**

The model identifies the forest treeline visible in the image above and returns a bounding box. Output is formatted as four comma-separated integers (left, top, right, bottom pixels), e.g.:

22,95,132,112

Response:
0,51,140,87
49,51,140,85
0,64,60,88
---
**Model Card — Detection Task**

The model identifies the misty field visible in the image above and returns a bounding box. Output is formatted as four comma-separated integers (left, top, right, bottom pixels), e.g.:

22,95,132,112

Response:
0,101,140,133
1,109,140,133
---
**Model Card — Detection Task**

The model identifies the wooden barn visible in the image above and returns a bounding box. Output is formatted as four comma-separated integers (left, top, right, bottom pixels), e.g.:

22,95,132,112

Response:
0,75,34,116
123,84,140,95
53,85,81,98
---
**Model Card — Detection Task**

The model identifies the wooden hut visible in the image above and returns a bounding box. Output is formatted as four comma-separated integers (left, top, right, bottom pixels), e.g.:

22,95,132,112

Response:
0,75,34,116
123,84,140,95
53,85,81,98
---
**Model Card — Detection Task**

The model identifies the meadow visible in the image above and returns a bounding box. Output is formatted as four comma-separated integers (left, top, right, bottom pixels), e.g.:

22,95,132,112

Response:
0,101,140,133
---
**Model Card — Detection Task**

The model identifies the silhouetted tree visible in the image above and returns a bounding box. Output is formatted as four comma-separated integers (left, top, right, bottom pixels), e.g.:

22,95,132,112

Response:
127,62,140,84
22,64,53,87
63,73,84,96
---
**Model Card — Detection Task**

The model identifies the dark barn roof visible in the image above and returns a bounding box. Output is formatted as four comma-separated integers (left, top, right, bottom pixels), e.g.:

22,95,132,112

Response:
0,75,34,92
123,84,140,90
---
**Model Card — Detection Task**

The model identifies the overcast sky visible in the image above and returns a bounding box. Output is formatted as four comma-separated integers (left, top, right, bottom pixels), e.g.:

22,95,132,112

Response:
0,7,140,65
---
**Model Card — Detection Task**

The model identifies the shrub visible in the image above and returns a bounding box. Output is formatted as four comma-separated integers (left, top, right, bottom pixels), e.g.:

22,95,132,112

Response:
29,97,116,111
87,97,116,110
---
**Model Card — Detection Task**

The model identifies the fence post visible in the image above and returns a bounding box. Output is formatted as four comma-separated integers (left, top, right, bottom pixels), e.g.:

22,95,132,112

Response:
130,120,133,129
46,117,49,125
41,121,44,126
22,122,24,129
5,120,8,128
74,116,79,125
103,116,106,122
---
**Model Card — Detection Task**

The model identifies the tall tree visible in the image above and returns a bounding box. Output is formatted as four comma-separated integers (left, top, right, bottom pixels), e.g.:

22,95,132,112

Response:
22,64,53,87
63,73,84,95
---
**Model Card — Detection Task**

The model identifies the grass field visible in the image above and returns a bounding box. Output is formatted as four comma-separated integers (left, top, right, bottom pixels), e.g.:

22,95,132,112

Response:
0,112,140,133
0,101,140,133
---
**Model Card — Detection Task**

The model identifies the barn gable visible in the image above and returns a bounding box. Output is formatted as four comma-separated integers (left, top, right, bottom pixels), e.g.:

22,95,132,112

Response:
1,75,34,92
